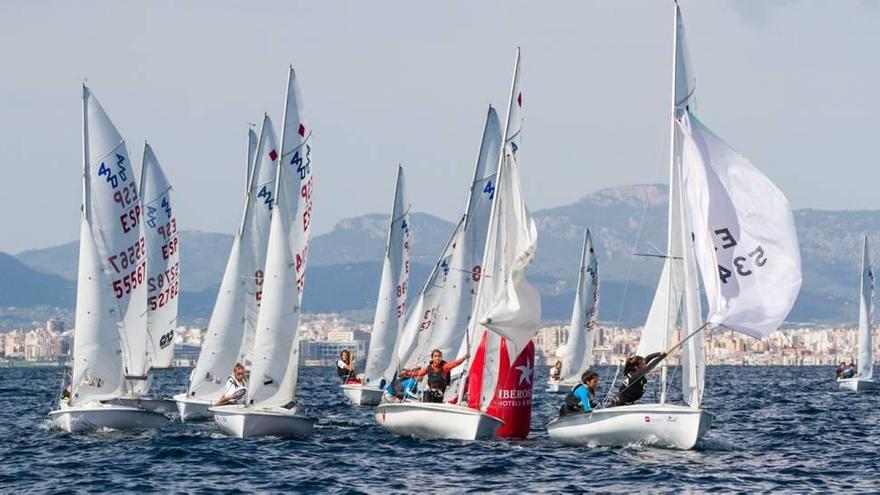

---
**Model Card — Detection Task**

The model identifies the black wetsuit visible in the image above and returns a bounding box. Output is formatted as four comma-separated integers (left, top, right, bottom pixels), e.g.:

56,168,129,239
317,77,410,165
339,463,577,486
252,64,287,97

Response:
613,352,663,406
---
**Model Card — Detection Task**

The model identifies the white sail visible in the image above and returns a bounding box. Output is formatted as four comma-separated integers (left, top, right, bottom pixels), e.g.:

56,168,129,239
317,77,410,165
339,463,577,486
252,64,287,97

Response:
71,217,126,404
239,115,279,367
246,127,258,190
399,219,461,369
558,229,600,383
140,143,179,369
83,86,149,383
858,236,874,379
678,111,802,338
248,67,313,406
424,106,502,361
364,167,411,386
188,127,271,399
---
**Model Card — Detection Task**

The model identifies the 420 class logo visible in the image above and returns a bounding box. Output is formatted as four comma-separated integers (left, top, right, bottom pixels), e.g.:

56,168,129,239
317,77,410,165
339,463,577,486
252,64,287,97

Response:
159,329,174,349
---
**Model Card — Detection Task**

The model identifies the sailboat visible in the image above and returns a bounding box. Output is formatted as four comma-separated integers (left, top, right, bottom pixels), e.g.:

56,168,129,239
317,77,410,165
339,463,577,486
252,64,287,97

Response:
376,49,541,441
211,67,316,438
174,117,277,420
547,229,599,394
342,167,411,406
49,85,168,432
837,236,877,391
394,104,501,392
107,143,181,414
547,2,802,449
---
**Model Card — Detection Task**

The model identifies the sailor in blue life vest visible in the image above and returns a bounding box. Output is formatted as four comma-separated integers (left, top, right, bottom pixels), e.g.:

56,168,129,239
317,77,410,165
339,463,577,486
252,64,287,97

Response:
215,362,248,406
384,368,420,402
559,370,600,416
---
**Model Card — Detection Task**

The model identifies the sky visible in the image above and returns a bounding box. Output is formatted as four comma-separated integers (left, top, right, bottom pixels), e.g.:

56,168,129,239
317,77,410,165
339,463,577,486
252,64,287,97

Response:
1,0,878,253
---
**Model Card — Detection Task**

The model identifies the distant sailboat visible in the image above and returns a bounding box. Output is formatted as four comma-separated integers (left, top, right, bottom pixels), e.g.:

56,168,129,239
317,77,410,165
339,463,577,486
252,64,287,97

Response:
548,229,599,394
342,166,411,406
376,49,542,441
211,67,316,438
547,2,802,449
49,85,167,432
174,118,278,421
837,236,877,391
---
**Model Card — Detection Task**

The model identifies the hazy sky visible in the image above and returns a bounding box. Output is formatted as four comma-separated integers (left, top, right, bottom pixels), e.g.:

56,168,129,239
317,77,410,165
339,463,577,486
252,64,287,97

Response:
1,1,878,253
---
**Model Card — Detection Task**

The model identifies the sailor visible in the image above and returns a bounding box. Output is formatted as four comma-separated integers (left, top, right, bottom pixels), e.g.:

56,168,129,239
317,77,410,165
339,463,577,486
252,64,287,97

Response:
215,362,248,406
549,360,562,382
384,369,421,402
612,352,666,407
559,370,600,416
411,349,468,403
847,361,857,378
836,361,848,379
336,349,358,383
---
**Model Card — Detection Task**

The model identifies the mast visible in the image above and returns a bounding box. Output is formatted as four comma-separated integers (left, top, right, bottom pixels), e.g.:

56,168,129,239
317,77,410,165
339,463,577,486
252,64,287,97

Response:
459,48,520,402
82,84,91,223
660,1,680,404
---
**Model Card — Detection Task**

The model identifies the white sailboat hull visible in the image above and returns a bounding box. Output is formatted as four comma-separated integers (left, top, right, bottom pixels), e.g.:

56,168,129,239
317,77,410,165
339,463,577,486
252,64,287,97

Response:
341,384,384,406
546,380,575,394
49,402,169,433
837,378,879,391
105,396,177,415
173,393,214,421
546,403,713,450
210,405,316,439
374,402,503,441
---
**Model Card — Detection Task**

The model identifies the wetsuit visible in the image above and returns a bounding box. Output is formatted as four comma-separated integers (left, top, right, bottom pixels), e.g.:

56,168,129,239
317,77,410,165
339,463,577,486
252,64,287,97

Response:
613,352,663,406
559,384,598,416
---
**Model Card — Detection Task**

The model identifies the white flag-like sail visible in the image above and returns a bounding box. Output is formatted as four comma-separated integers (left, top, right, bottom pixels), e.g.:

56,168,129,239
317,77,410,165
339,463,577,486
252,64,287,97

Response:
83,87,149,381
679,111,802,338
558,229,599,383
140,143,179,369
364,167,411,386
858,236,874,380
477,149,541,355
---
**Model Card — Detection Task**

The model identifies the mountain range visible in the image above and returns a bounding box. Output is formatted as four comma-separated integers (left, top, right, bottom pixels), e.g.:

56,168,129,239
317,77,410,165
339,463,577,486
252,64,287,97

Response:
10,184,876,326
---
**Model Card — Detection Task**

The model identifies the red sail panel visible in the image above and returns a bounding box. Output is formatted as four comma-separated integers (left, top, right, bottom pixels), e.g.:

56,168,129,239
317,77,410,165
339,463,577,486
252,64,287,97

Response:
488,340,535,439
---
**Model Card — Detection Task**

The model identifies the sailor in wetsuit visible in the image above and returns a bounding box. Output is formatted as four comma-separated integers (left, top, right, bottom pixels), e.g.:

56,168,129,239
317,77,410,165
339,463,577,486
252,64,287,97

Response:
215,362,248,406
559,371,600,416
336,349,359,383
611,352,666,407
410,349,468,403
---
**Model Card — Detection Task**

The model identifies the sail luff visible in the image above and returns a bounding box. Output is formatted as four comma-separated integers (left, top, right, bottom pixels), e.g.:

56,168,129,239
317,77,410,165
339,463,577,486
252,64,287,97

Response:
858,236,874,379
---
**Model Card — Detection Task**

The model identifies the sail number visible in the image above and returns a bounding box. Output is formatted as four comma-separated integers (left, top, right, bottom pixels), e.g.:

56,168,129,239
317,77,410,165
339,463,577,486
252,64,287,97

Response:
111,260,146,299
148,261,180,292
107,236,145,273
713,228,767,284
472,265,482,282
149,280,179,310
420,308,438,331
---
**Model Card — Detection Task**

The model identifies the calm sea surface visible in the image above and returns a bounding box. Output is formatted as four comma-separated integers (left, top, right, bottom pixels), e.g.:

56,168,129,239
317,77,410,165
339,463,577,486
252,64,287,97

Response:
1,365,878,493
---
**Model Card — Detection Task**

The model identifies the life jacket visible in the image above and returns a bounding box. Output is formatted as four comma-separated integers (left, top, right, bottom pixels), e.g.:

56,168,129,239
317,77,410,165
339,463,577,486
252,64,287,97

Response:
336,361,350,378
617,374,646,405
563,383,586,412
426,361,451,392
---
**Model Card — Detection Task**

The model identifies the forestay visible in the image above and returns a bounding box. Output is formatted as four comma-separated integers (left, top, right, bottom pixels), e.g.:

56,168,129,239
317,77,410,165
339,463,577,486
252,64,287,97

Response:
363,167,411,386
678,111,802,338
83,86,149,383
140,143,179,369
557,229,600,383
248,67,313,406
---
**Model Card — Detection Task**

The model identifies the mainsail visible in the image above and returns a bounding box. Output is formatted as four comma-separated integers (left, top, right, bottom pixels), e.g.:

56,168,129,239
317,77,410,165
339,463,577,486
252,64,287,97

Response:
248,67,313,407
187,124,275,400
83,86,149,386
140,143,179,369
557,229,600,383
363,167,411,386
858,237,875,380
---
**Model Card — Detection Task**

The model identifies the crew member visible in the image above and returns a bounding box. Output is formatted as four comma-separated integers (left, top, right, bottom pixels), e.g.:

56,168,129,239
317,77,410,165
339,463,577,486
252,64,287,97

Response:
215,362,248,406
559,370,600,416
411,349,468,403
612,352,666,407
